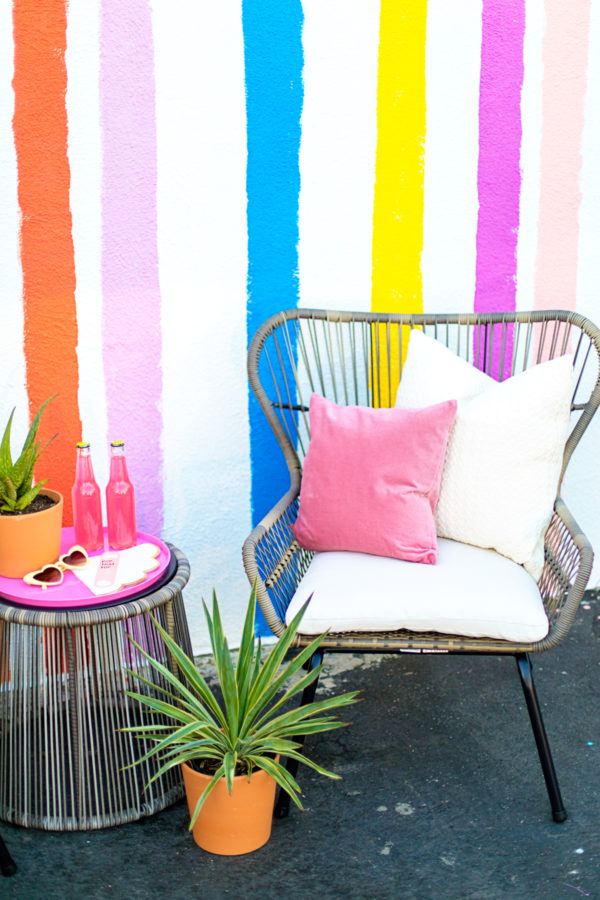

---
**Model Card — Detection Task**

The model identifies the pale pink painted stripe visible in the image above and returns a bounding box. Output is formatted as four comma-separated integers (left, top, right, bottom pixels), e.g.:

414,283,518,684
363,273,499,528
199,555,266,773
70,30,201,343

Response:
100,0,163,535
535,0,591,312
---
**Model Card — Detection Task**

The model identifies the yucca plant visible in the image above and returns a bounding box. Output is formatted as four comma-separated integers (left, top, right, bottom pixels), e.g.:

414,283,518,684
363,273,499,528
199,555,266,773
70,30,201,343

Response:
0,397,56,512
123,584,359,829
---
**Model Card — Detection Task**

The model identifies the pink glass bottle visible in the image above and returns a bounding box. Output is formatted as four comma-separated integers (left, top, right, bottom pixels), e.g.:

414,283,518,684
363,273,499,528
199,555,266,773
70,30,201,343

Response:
72,442,104,551
106,440,137,549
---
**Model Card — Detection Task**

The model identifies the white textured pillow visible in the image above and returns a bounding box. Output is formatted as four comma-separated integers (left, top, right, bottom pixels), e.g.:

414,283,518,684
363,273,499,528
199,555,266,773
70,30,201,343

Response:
395,329,573,578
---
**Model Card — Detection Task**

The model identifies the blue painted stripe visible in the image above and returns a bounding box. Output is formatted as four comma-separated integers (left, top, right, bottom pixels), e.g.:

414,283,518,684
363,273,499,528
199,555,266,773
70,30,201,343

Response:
243,0,304,634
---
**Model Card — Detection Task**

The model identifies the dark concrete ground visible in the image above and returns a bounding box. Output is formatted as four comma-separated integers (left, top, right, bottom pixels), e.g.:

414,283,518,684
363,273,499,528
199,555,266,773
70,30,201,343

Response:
2,593,599,900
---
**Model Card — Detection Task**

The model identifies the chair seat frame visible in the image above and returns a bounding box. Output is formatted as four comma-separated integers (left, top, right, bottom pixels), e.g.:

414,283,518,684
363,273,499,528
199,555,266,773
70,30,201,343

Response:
243,308,600,822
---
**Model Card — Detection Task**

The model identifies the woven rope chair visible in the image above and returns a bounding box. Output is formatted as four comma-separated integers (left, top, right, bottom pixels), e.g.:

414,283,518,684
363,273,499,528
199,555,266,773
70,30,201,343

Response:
243,309,600,823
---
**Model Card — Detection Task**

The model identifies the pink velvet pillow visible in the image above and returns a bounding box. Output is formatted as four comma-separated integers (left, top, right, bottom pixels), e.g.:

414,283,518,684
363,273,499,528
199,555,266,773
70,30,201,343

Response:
293,394,457,564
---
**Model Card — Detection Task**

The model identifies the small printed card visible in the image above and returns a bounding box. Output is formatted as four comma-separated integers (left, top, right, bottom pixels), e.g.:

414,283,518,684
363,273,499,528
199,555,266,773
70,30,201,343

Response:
72,543,161,596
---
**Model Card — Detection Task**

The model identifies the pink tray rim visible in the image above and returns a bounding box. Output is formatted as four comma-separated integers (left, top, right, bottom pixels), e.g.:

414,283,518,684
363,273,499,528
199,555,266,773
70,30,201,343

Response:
0,527,171,610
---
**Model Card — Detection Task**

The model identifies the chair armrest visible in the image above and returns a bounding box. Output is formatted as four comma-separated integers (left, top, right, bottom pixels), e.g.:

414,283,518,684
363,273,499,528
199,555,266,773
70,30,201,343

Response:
243,490,594,650
536,496,594,650
242,479,314,637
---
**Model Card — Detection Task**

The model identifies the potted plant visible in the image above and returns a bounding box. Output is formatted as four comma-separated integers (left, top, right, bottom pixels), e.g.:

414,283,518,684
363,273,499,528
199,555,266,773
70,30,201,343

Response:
124,585,359,855
0,397,62,578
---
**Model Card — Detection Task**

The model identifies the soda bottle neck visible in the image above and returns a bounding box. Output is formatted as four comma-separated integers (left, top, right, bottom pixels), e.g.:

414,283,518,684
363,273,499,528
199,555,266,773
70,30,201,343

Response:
75,443,96,484
109,442,129,480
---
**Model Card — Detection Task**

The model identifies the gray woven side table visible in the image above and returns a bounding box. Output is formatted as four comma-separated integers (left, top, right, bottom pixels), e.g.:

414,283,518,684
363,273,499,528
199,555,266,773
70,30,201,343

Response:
0,545,191,831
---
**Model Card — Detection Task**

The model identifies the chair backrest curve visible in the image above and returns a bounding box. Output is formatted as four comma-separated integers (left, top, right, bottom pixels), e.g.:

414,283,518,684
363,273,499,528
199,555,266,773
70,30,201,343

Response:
248,308,600,487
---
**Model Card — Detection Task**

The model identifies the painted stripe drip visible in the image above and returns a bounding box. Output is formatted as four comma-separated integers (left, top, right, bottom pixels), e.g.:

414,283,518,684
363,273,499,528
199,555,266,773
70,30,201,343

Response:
474,0,525,380
100,0,163,535
243,0,303,636
514,0,544,313
13,0,82,521
371,0,427,315
243,0,303,525
535,0,591,313
371,0,427,403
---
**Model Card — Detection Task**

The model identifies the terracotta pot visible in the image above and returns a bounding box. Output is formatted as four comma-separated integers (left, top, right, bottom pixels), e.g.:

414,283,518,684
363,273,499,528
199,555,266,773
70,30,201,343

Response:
0,489,63,578
181,761,278,855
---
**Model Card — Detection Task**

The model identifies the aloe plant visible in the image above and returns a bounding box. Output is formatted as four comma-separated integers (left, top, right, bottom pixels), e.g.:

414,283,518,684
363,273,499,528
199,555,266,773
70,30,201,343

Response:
0,397,56,512
124,585,359,829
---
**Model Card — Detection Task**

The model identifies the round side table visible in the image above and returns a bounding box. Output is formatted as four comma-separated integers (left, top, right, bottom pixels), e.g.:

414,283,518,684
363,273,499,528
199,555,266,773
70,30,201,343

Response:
0,545,191,831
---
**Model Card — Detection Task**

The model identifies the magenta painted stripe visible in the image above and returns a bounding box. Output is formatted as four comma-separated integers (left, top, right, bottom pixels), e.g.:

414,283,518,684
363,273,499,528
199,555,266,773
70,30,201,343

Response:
100,0,163,535
474,0,525,380
535,0,591,313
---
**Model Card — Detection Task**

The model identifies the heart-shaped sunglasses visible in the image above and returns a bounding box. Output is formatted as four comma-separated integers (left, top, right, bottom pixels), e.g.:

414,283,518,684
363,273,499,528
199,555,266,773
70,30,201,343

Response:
23,546,89,589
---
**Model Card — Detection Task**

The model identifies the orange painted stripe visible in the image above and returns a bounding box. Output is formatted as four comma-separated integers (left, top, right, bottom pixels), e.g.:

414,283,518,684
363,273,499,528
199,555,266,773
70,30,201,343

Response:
13,0,81,523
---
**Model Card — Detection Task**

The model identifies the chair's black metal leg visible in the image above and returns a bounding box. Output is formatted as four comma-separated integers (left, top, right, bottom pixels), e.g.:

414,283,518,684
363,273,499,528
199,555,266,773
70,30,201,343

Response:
516,653,567,823
0,832,17,877
274,648,324,819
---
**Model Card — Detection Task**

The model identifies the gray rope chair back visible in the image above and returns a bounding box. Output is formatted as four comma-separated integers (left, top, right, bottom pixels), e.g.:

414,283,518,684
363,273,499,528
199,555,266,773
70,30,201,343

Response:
246,309,600,645
251,309,600,481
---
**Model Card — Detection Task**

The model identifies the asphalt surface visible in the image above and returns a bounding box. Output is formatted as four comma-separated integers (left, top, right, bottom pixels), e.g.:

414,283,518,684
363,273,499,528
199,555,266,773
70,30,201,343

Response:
2,592,599,900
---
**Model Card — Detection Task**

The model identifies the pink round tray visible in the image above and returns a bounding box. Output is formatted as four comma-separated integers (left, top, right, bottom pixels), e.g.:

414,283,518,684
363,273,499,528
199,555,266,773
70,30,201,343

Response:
0,527,172,609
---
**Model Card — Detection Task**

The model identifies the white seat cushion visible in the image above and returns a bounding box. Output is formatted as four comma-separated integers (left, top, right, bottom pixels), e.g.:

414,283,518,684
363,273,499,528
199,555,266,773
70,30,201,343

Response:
286,539,549,643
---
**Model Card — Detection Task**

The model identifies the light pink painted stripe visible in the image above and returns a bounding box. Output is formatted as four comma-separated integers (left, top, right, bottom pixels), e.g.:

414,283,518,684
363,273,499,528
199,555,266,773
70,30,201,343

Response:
474,0,525,380
535,0,591,312
100,0,163,535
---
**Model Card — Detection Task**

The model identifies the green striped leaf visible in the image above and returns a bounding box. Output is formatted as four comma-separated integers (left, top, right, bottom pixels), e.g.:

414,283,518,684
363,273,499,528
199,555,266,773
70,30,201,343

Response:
122,588,359,819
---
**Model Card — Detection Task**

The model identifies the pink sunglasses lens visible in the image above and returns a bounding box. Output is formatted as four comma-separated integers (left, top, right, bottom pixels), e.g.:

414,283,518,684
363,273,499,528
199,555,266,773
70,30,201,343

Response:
33,567,62,584
62,550,87,566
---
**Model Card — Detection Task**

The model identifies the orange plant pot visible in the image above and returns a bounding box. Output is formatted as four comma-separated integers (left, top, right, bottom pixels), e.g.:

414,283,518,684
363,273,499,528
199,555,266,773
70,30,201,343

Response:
0,489,63,578
181,761,278,855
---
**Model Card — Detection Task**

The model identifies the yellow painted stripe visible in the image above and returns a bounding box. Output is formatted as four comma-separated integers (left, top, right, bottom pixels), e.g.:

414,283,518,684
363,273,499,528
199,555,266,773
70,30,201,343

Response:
371,1,427,403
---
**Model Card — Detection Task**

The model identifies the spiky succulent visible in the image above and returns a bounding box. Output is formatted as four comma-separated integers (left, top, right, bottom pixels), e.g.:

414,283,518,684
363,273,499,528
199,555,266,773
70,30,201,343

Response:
0,397,56,512
123,584,359,829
